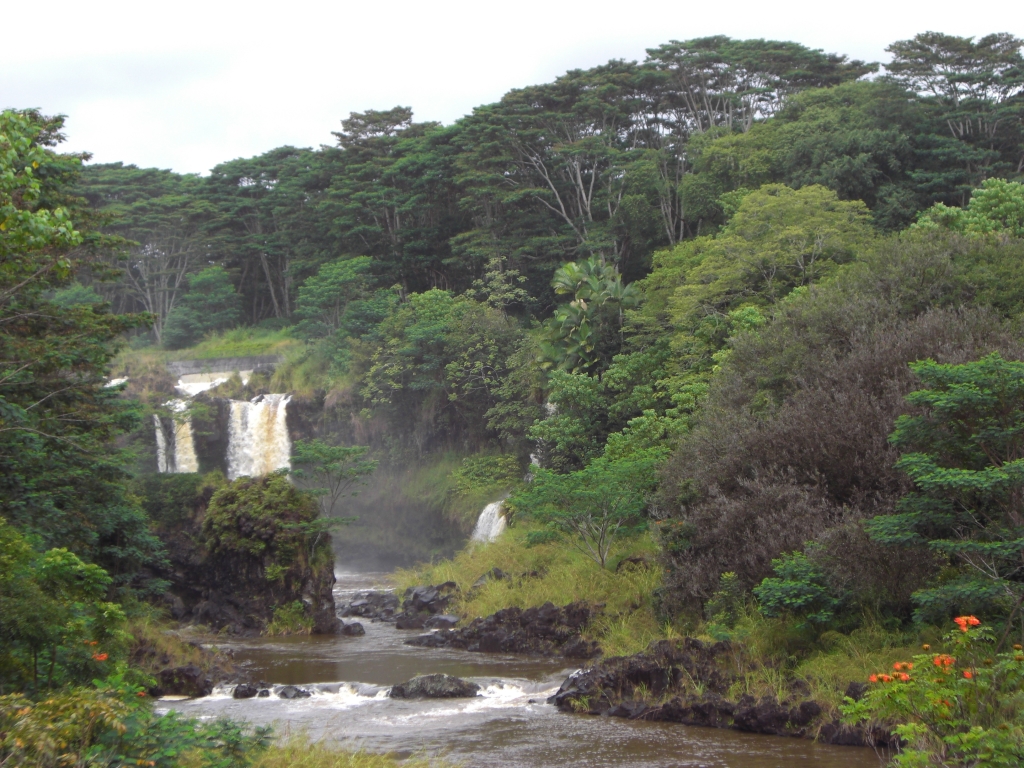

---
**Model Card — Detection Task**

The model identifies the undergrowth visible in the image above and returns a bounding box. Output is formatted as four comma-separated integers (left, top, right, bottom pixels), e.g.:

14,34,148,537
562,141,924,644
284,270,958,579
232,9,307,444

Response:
250,734,448,768
395,524,664,656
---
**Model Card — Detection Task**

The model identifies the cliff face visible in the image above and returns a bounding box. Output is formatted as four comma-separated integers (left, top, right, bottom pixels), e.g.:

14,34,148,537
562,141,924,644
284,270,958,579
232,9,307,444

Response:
141,474,340,635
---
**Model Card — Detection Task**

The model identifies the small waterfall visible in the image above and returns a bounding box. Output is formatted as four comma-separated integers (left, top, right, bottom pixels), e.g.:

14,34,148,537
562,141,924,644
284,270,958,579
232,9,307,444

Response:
173,419,199,473
227,394,292,480
153,415,169,473
470,501,507,543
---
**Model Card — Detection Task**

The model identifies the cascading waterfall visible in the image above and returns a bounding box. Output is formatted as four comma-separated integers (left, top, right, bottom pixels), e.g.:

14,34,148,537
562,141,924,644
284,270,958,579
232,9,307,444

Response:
153,415,169,473
173,418,199,473
227,394,292,480
470,500,508,543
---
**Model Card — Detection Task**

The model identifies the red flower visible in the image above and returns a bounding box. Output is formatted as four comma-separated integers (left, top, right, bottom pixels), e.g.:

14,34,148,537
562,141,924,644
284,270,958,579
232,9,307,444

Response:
899,673,910,682
92,653,108,662
963,670,973,679
869,674,878,683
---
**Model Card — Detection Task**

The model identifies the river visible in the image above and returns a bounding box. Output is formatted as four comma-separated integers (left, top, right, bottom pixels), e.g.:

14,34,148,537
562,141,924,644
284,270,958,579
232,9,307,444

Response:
158,573,882,767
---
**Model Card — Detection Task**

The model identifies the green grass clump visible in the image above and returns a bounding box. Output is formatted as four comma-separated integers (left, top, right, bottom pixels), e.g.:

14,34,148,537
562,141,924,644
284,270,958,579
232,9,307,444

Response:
250,735,447,768
183,326,299,360
396,523,664,656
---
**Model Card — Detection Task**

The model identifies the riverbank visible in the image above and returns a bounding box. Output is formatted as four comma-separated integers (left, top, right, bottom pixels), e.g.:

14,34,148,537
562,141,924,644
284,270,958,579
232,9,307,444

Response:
161,573,879,768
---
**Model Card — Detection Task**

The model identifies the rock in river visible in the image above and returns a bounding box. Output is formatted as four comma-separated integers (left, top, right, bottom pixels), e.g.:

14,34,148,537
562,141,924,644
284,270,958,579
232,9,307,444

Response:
389,673,480,699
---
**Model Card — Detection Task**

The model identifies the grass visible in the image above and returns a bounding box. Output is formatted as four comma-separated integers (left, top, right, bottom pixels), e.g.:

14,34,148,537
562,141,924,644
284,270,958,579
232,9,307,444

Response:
395,523,665,656
126,607,231,677
249,734,451,768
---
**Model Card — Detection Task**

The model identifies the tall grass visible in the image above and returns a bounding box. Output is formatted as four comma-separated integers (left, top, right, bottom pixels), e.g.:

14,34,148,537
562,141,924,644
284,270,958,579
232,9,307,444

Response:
395,524,665,656
250,734,448,768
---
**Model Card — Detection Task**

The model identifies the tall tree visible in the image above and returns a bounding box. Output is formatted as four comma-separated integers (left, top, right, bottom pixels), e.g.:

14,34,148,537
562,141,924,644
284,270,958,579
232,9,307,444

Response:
0,110,164,590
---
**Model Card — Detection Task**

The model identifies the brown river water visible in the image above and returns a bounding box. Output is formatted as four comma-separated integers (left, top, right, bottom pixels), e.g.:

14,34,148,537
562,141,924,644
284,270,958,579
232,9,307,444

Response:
158,573,882,768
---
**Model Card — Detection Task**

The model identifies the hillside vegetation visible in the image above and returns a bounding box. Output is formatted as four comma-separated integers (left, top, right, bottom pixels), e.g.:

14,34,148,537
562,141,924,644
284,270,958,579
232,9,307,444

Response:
3,29,1024,766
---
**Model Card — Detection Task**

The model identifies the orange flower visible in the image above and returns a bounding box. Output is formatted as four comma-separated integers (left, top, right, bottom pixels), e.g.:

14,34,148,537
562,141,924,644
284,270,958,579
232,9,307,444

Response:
893,662,903,671
137,692,146,697
92,653,108,662
922,644,931,651
906,663,914,670
869,674,878,683
880,674,893,683
89,640,98,646
963,670,973,679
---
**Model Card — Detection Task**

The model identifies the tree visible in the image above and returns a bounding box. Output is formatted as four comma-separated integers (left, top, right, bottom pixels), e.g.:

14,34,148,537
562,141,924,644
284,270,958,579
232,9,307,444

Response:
537,257,639,374
915,178,1024,238
886,32,1024,189
76,163,211,340
293,255,371,337
0,110,165,588
867,354,1024,622
510,449,664,567
290,439,377,517
161,266,241,349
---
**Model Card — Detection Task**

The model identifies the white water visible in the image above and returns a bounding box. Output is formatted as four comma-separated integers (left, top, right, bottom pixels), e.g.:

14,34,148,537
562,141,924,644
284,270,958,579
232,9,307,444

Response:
173,419,199,473
470,500,507,543
153,415,169,473
227,394,292,480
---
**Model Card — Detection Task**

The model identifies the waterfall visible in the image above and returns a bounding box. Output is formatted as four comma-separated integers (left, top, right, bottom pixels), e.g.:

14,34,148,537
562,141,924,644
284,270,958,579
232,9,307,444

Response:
470,500,507,543
173,419,199,473
227,394,292,480
153,415,169,473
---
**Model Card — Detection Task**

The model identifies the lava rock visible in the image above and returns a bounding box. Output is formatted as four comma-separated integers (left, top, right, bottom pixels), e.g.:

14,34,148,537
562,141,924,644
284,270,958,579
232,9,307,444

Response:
339,621,366,636
339,591,400,622
405,601,599,657
471,567,508,590
395,613,428,630
844,681,868,702
155,665,214,698
389,674,480,699
232,683,259,699
277,685,312,699
257,689,270,697
424,614,460,630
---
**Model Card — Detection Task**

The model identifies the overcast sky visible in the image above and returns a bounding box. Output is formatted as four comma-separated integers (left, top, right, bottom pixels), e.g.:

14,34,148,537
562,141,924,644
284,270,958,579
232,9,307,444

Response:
2,0,1020,175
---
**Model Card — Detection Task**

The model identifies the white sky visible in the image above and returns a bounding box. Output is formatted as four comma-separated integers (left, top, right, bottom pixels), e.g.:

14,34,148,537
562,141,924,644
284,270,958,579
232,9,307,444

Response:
2,0,1020,175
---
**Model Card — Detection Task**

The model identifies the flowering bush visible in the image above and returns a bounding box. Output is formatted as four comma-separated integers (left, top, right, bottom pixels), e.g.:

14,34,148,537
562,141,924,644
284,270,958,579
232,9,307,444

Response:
842,617,1024,766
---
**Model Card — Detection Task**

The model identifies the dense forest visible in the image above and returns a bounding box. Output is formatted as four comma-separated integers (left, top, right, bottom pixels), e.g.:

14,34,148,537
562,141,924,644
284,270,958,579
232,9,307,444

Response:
3,29,1024,766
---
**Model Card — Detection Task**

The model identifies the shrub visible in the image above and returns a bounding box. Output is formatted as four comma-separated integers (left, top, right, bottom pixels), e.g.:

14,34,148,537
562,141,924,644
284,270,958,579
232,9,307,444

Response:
842,618,1024,766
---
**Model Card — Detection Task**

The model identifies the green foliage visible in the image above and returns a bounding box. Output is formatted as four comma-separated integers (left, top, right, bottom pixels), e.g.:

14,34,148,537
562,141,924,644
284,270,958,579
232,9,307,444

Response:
753,551,844,627
0,675,272,768
290,439,377,516
0,519,129,694
510,449,664,567
915,179,1024,238
50,282,103,307
163,266,242,349
203,472,322,564
537,257,639,374
842,619,1024,767
294,256,372,338
867,354,1024,621
705,572,746,627
266,601,314,636
0,109,165,593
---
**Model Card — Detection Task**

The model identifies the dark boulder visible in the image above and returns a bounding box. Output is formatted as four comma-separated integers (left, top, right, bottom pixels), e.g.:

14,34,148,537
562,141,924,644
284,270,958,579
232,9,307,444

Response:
339,621,366,636
471,568,508,590
424,614,460,630
405,601,598,657
232,683,259,699
844,681,868,702
339,591,400,622
155,665,214,698
389,674,480,699
257,688,270,697
393,582,460,629
278,685,311,699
